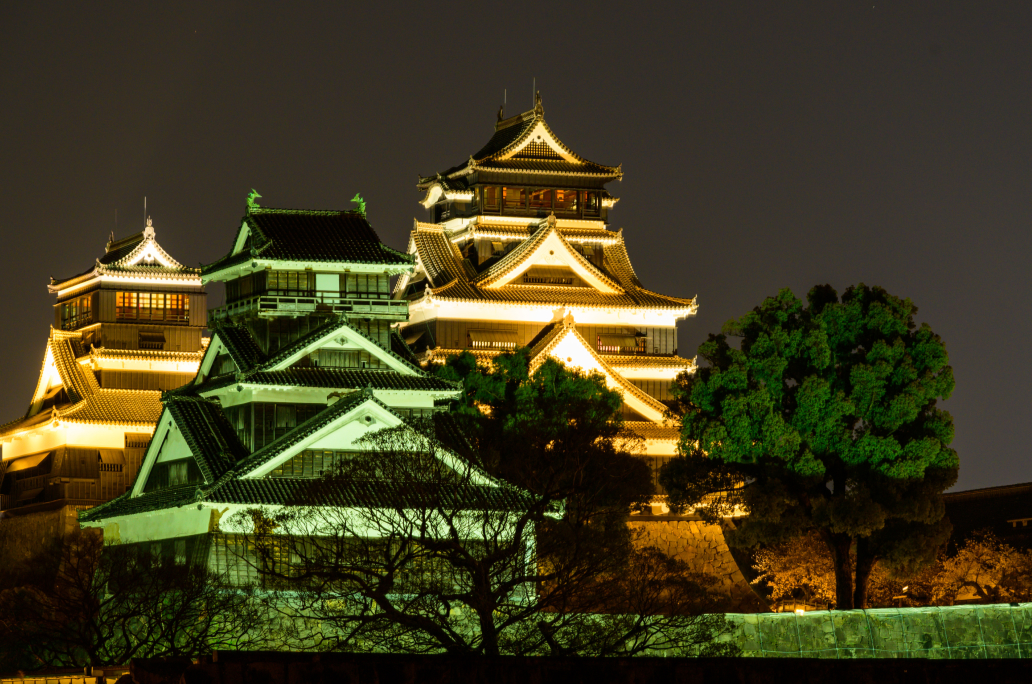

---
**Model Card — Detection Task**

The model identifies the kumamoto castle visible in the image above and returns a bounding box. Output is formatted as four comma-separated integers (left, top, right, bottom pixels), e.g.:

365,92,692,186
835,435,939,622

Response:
0,97,1023,625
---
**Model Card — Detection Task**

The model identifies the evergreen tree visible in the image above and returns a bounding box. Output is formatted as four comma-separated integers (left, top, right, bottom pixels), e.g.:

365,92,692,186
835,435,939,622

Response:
661,284,958,609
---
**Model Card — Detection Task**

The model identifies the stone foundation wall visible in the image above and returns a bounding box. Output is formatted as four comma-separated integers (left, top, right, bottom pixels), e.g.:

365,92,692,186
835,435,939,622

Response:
629,518,766,612
713,603,1032,658
0,506,78,565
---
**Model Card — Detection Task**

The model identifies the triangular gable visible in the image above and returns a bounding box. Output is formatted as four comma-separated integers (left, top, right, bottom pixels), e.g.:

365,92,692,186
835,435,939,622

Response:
27,331,98,416
131,397,247,496
113,234,186,270
239,393,496,487
496,119,579,163
196,336,235,384
27,343,62,416
195,326,266,384
528,315,669,423
261,317,421,376
229,219,253,257
475,215,624,294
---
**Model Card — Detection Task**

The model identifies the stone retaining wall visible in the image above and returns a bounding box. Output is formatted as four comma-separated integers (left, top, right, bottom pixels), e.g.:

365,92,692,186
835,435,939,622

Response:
707,603,1032,658
629,518,765,612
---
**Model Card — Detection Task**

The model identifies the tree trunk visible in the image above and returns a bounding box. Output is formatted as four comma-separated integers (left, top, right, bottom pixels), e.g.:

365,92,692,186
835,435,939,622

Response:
821,530,854,610
853,537,877,609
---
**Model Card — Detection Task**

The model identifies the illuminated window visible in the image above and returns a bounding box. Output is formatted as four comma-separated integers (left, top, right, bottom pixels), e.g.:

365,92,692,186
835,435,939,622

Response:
529,189,552,209
61,295,92,330
584,192,600,216
483,186,500,210
167,294,189,322
555,189,578,212
116,292,138,320
502,187,525,210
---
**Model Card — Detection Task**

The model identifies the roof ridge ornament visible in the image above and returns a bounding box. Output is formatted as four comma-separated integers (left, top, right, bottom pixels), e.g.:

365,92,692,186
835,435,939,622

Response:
143,216,155,239
351,193,367,216
535,91,543,117
246,189,262,213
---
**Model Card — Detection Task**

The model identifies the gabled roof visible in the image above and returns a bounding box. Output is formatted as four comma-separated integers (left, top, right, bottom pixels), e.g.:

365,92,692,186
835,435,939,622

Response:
401,219,697,313
473,214,624,293
527,314,671,423
163,395,250,483
82,469,534,521
1,328,164,436
231,390,380,476
203,207,412,279
259,315,428,376
50,221,201,292
418,95,622,192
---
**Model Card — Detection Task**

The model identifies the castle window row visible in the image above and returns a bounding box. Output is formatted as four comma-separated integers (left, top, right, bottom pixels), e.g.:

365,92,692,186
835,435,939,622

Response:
226,270,391,304
115,292,190,323
59,295,93,330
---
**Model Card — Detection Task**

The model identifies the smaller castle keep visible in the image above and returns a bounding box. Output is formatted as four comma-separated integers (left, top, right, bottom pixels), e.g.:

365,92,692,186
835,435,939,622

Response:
0,220,206,530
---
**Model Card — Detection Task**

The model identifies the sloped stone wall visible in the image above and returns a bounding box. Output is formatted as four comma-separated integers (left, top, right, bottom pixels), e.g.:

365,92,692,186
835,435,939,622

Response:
629,518,766,612
707,604,1032,658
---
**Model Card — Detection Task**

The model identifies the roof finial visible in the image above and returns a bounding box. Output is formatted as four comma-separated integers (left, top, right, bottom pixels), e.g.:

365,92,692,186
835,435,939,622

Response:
351,193,367,216
498,104,505,122
143,216,155,238
535,90,543,116
246,189,262,212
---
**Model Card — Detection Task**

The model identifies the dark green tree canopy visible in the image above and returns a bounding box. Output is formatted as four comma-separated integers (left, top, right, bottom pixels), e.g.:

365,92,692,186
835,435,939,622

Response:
661,284,958,609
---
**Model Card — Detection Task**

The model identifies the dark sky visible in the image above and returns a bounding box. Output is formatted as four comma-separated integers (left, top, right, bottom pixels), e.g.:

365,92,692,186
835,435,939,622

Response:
1,3,1029,491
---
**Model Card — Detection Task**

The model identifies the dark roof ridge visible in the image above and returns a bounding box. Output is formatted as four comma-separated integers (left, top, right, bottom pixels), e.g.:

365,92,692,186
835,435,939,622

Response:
105,231,146,253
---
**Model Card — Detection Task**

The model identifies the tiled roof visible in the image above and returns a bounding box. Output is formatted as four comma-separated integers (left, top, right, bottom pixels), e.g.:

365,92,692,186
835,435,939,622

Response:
89,347,205,364
602,355,696,370
405,223,696,312
50,331,98,402
200,368,459,393
419,103,621,186
79,484,200,522
82,471,534,522
390,330,420,366
474,159,619,176
58,389,162,426
51,229,200,289
258,315,428,376
473,218,624,292
212,324,268,373
100,232,146,265
205,477,534,511
204,208,412,275
164,395,249,483
233,391,373,476
625,421,680,442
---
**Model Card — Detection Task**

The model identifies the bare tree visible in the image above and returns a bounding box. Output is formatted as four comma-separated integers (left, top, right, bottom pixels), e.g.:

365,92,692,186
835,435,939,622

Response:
236,410,735,657
0,526,278,669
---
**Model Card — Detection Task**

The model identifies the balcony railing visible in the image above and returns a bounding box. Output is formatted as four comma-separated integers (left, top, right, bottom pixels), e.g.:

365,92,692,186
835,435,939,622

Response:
210,292,409,321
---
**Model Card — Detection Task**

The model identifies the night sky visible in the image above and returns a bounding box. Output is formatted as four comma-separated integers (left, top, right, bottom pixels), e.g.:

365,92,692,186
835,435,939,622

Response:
1,3,1028,491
